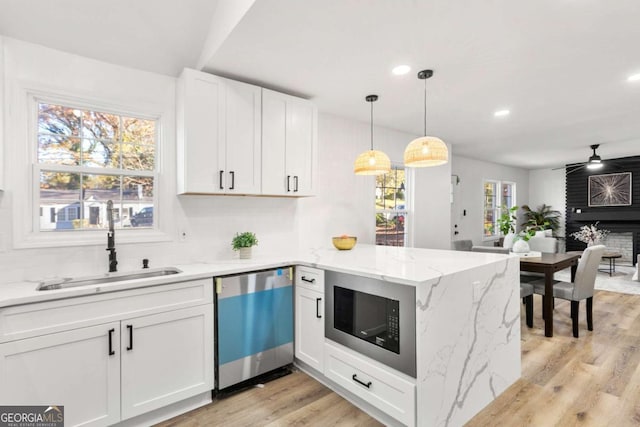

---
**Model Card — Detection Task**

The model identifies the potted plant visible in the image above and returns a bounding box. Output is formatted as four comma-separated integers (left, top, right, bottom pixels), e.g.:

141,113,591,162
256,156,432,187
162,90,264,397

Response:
232,232,258,259
497,205,518,249
512,228,536,253
521,204,561,236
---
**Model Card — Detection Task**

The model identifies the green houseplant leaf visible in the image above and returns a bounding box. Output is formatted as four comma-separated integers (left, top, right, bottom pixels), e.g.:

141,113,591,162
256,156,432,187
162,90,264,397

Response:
232,232,258,251
497,205,518,235
521,204,561,234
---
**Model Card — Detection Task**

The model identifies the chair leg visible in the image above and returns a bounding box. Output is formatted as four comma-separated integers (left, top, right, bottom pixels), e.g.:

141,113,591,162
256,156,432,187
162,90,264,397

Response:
586,297,593,331
571,300,579,338
525,295,533,328
522,297,526,305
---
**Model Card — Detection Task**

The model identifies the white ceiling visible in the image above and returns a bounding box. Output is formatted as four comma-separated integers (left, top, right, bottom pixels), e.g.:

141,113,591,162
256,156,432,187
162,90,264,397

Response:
1,0,639,170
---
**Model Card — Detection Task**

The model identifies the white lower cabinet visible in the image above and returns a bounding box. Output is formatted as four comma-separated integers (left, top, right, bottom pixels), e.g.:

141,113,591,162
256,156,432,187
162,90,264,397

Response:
294,287,324,371
324,341,416,427
121,305,213,419
0,279,214,427
0,322,121,427
294,266,325,372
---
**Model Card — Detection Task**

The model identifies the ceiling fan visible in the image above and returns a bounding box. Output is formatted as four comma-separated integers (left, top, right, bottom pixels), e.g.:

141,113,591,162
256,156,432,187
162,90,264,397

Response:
553,144,605,174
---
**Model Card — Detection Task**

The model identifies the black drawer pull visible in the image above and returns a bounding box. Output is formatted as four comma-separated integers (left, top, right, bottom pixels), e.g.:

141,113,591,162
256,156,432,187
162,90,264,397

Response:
229,171,235,190
301,276,315,284
286,175,291,192
352,374,372,389
293,175,299,192
219,170,224,190
316,298,322,319
126,324,133,351
108,328,115,356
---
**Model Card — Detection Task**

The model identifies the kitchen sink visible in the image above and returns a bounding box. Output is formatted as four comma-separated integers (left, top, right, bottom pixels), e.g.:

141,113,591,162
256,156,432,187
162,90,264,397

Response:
36,267,182,291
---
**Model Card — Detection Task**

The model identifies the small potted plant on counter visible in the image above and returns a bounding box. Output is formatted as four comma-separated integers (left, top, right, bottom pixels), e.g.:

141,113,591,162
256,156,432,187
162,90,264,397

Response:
232,232,258,259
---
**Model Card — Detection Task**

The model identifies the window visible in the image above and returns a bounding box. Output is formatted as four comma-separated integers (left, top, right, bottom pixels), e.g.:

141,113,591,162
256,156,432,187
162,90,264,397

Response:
483,180,516,238
375,167,409,246
36,101,156,232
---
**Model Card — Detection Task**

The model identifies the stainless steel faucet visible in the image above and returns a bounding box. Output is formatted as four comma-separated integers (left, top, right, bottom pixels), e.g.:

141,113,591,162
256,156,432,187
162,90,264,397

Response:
106,200,117,272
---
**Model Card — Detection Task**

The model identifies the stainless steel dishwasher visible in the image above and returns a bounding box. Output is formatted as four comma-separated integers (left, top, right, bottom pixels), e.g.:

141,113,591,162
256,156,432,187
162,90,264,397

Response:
215,267,293,390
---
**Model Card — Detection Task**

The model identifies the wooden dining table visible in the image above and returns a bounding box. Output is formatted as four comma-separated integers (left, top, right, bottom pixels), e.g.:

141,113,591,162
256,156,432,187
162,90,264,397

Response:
520,252,581,337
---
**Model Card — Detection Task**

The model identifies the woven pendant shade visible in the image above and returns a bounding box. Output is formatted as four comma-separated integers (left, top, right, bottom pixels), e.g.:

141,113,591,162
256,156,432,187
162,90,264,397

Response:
404,69,448,168
354,149,391,175
354,94,390,176
404,136,448,167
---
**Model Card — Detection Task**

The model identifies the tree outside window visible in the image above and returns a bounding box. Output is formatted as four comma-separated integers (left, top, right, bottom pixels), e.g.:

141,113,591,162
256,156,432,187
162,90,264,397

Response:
37,102,156,231
375,167,408,246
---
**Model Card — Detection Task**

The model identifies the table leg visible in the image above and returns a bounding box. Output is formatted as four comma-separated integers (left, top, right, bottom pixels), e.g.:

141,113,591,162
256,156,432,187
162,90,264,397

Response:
544,270,554,337
609,258,613,276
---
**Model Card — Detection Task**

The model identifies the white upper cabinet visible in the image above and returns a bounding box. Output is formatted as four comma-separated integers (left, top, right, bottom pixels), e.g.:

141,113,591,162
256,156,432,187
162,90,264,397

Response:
177,69,261,195
262,89,318,196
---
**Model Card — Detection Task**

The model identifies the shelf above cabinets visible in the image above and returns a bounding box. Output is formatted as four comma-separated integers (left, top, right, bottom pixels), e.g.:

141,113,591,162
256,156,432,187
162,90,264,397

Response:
176,69,317,197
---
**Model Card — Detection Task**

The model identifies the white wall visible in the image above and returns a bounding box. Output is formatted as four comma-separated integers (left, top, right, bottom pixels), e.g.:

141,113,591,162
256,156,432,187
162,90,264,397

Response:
528,168,566,235
451,156,530,246
298,113,452,250
0,38,454,286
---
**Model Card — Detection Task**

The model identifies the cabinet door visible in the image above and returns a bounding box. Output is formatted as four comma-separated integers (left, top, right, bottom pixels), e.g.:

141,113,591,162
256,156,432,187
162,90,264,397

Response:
120,305,213,420
0,323,121,427
261,89,288,195
224,79,262,194
262,89,317,196
286,98,317,196
177,69,226,194
295,286,324,372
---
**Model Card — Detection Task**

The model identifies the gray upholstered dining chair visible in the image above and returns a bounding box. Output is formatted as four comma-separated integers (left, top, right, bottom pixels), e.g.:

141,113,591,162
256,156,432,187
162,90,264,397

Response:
471,247,533,328
531,244,605,338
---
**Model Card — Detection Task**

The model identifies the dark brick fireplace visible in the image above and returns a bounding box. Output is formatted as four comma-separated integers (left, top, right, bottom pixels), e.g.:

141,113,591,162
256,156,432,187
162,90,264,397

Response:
565,155,640,265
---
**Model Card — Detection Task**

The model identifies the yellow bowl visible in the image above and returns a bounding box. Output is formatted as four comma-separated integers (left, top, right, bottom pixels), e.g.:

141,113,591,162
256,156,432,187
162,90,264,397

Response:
332,236,357,250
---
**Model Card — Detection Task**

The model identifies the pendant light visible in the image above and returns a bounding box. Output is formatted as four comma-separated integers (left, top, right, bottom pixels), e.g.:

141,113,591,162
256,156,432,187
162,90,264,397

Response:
404,69,448,167
354,95,391,175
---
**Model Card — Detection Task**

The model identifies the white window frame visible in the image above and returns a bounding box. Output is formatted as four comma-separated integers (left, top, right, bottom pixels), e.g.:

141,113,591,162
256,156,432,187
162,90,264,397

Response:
12,86,171,248
483,179,516,242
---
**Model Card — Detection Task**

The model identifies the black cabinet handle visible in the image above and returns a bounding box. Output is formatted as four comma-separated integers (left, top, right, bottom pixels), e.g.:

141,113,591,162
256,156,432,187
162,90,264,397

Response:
126,324,133,351
286,175,291,192
352,374,372,389
301,276,315,284
229,171,235,190
316,298,322,318
294,176,299,192
219,170,224,190
108,328,115,356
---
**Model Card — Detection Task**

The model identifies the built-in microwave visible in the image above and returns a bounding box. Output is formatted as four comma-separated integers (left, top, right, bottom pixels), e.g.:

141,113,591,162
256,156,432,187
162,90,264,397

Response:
325,270,416,377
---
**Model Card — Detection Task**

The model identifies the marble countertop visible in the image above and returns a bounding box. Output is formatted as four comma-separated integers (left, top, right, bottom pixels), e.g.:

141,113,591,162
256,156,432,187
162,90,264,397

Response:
0,244,512,308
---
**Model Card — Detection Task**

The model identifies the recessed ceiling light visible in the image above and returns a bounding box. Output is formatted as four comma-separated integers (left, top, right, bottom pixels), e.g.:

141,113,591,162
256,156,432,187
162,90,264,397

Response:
392,65,411,76
494,109,510,117
627,73,640,82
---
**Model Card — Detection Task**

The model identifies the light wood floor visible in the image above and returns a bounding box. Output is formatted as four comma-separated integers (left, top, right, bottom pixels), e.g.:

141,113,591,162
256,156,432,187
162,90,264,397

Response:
156,289,640,427
155,370,382,427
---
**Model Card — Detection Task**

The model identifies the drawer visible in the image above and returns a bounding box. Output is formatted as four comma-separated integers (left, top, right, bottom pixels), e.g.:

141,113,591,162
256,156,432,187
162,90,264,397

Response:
295,266,324,293
325,341,415,427
0,279,213,343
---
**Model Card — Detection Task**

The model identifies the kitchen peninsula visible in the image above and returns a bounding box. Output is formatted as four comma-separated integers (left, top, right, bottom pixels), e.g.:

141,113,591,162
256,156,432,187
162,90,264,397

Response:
0,244,520,427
